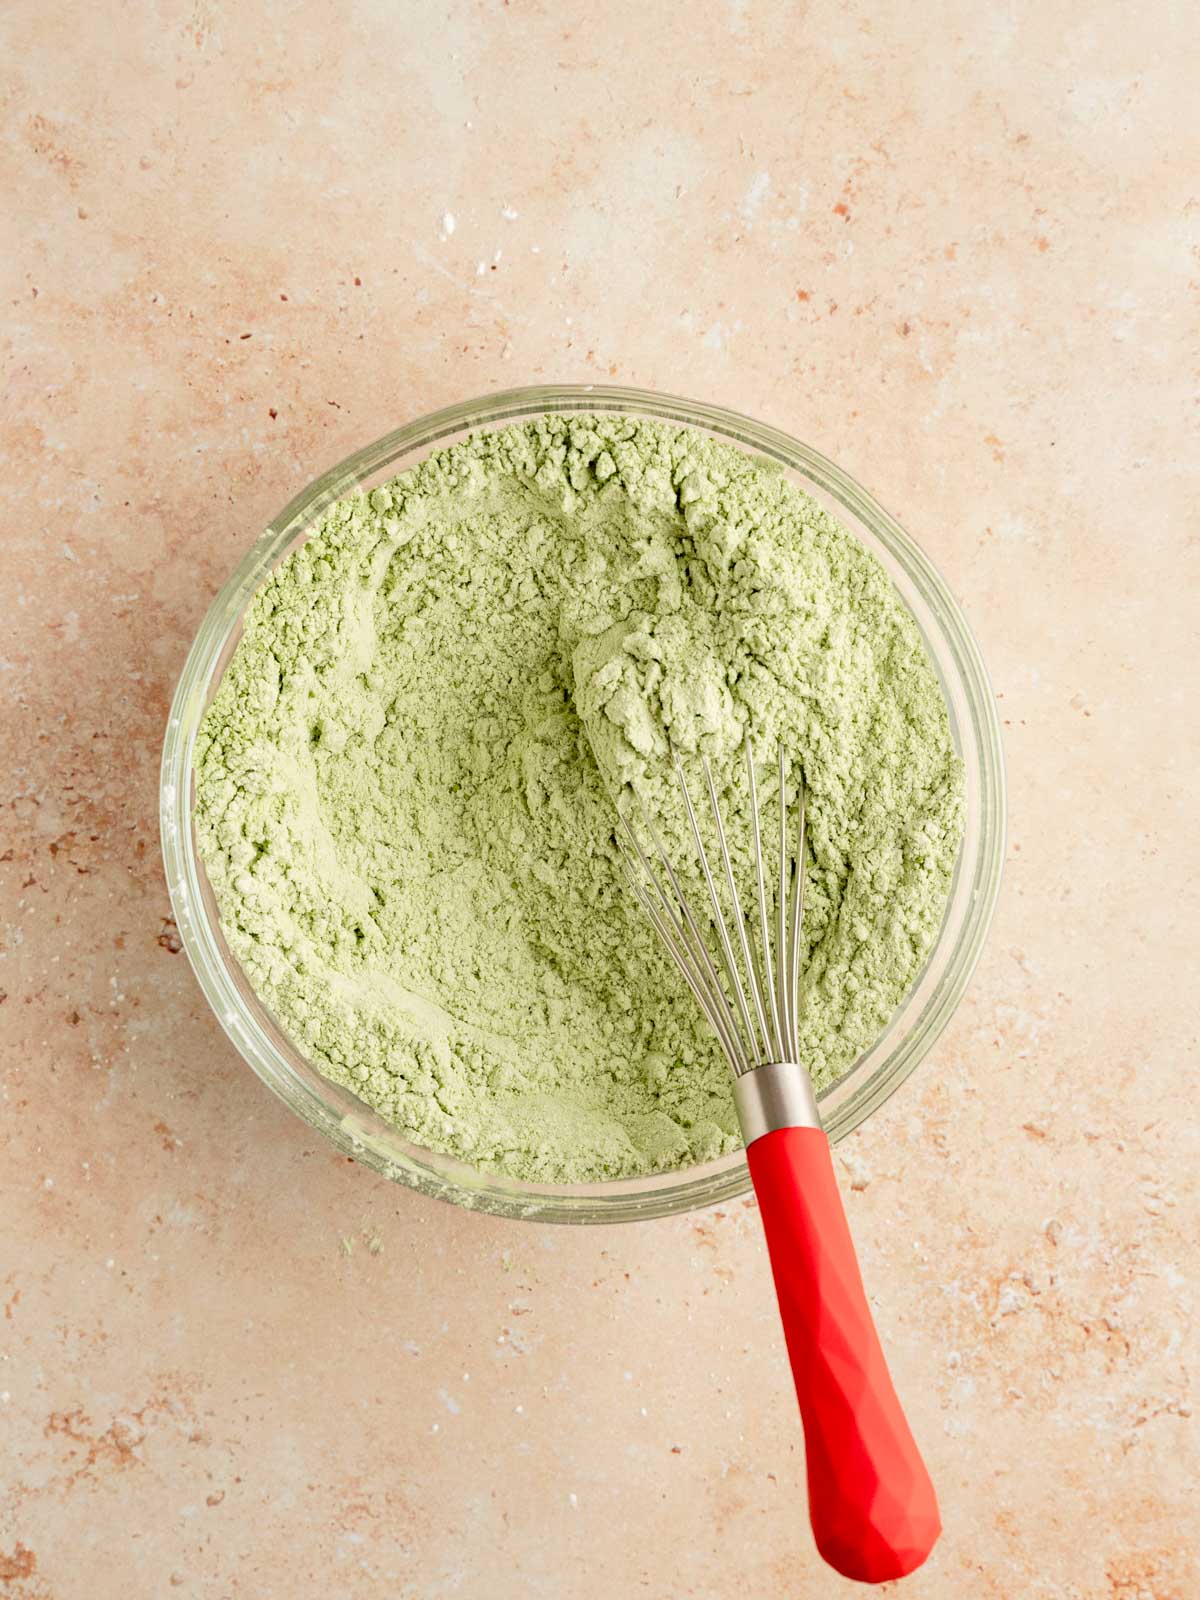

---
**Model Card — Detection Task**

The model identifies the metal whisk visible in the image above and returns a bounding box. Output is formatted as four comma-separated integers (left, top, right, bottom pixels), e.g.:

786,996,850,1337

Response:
615,741,818,1137
613,741,941,1587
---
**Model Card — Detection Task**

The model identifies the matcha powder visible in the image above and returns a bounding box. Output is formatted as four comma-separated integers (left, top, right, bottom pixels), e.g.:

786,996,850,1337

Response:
194,415,964,1183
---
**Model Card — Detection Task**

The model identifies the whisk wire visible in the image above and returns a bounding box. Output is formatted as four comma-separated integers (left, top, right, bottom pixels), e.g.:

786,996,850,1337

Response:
616,833,739,1065
617,741,807,1078
746,741,783,1063
777,749,790,1059
699,755,773,1064
787,772,807,1060
637,796,750,1070
615,806,749,1073
674,756,763,1064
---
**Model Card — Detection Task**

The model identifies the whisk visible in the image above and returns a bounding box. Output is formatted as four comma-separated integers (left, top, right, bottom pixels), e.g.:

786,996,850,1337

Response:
614,741,940,1585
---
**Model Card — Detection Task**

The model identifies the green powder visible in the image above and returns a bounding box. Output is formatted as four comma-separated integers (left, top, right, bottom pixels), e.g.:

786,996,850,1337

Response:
194,415,964,1183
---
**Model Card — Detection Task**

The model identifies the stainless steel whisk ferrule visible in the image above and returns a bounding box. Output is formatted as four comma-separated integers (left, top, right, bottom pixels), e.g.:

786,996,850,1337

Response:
614,739,821,1139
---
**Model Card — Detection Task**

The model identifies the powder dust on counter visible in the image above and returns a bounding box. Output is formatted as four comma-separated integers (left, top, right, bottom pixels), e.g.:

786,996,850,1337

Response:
194,414,964,1182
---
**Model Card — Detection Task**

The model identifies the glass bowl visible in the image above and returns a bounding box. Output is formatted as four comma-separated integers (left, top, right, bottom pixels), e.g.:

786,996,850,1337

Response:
160,385,1005,1224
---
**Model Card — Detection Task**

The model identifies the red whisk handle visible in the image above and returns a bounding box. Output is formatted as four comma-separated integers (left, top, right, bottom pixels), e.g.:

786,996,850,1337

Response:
747,1123,941,1583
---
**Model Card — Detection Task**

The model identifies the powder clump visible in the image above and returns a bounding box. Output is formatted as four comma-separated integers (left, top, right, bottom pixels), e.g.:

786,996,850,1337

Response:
194,415,964,1182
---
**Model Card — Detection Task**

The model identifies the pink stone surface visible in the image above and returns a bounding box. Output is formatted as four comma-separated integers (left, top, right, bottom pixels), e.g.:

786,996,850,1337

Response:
2,2,1197,1595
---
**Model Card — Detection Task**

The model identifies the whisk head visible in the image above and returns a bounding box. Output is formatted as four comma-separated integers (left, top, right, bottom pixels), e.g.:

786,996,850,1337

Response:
614,739,807,1079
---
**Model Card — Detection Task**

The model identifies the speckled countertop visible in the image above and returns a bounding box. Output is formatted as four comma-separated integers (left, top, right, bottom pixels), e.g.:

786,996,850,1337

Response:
1,2,1196,1596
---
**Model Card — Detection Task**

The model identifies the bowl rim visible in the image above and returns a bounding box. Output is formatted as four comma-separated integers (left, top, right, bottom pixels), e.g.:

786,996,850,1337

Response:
160,383,1006,1224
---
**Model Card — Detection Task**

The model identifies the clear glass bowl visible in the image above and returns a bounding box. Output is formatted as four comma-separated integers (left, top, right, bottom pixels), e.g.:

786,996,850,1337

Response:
160,386,1005,1223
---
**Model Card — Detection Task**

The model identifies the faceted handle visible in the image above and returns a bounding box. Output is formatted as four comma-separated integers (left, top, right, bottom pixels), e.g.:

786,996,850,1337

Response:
747,1125,941,1583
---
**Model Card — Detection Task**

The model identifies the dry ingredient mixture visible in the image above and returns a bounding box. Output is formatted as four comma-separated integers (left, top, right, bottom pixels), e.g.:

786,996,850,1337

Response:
194,415,964,1182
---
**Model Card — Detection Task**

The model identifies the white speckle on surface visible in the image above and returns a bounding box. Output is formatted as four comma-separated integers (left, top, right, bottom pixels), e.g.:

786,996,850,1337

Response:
739,170,771,224
502,206,518,220
440,212,456,236
437,1388,461,1415
568,1492,578,1508
1065,75,1140,130
997,1283,1025,1315
839,1149,872,1191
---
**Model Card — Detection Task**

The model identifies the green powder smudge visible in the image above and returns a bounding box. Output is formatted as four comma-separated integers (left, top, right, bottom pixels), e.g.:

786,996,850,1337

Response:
194,414,964,1183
